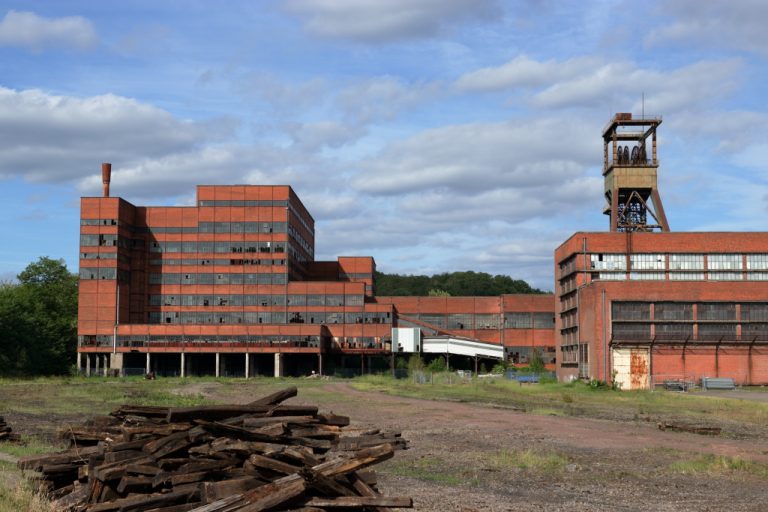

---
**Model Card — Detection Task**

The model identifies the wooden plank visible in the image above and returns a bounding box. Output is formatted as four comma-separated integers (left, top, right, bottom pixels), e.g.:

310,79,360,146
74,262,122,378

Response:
247,386,298,407
304,496,413,508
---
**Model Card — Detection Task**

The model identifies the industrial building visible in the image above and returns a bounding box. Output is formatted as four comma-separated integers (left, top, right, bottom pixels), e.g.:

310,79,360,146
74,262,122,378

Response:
78,111,768,387
77,166,555,377
555,114,768,388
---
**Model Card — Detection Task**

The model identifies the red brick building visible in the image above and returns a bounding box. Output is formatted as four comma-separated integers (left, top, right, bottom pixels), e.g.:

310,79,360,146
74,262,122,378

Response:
554,113,768,388
78,166,554,377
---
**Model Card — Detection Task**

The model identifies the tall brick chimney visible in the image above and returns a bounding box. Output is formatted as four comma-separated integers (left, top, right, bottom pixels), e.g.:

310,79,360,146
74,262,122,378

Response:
101,163,112,197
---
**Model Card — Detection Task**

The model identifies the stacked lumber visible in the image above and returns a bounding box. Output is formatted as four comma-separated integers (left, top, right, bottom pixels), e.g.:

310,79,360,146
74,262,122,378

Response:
18,387,411,511
0,415,21,442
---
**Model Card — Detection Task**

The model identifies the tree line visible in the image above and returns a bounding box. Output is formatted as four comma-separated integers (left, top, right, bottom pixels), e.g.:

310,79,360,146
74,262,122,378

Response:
0,257,78,375
374,270,544,296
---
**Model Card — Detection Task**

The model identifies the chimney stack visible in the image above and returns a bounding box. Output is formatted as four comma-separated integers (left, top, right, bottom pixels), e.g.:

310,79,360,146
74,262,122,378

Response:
101,163,112,197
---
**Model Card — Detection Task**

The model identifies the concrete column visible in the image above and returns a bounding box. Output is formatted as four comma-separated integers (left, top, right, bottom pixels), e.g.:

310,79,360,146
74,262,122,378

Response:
215,353,221,378
95,354,101,376
86,354,91,377
76,352,82,374
274,353,284,377
318,353,323,376
146,353,151,374
180,353,186,378
109,353,123,377
245,353,250,379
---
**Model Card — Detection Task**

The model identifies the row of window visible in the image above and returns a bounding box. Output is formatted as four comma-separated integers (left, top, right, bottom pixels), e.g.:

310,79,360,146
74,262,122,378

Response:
148,311,392,325
149,258,287,266
594,272,768,281
148,294,364,307
612,302,768,322
612,322,768,340
149,241,288,254
414,312,554,330
79,268,130,282
148,272,289,285
590,253,768,271
197,200,289,207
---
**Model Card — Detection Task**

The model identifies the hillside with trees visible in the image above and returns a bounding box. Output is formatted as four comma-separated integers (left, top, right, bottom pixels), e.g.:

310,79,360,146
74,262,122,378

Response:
0,257,77,375
375,270,544,296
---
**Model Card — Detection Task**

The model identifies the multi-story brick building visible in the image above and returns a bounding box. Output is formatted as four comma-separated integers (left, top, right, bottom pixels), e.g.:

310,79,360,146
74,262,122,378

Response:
78,165,555,377
555,114,768,387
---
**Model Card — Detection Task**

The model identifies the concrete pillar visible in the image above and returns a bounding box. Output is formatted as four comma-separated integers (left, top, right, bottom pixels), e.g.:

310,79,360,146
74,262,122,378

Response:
318,353,323,376
86,354,91,377
95,354,101,376
76,352,82,374
274,353,284,377
109,353,123,377
215,353,221,378
181,353,186,378
245,353,250,379
146,353,151,374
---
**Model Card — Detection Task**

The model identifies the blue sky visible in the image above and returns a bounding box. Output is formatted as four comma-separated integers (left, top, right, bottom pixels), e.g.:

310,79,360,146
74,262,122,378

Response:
1,0,767,290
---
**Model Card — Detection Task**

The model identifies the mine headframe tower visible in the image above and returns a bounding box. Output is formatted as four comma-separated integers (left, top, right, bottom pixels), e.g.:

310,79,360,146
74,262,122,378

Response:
602,113,669,232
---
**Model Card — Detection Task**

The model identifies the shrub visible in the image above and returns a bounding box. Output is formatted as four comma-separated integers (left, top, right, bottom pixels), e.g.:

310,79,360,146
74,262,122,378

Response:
426,356,446,373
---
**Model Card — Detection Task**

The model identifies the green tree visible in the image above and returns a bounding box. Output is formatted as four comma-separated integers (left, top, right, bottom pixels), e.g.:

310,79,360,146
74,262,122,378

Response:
375,270,544,296
0,257,78,375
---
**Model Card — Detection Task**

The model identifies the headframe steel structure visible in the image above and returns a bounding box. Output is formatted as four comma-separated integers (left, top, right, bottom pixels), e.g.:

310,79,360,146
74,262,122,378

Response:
602,113,669,232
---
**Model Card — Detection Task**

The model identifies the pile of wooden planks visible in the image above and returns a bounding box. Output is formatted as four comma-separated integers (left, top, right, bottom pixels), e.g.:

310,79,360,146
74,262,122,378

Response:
18,387,411,511
0,415,20,442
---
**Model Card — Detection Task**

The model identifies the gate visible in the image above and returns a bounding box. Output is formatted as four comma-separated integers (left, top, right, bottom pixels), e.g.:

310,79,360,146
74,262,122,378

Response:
612,347,650,390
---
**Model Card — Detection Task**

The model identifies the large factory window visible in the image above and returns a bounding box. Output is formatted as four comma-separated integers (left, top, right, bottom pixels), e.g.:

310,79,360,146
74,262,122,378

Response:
747,254,768,270
708,254,743,270
630,254,665,270
669,254,704,270
612,302,650,321
654,302,693,321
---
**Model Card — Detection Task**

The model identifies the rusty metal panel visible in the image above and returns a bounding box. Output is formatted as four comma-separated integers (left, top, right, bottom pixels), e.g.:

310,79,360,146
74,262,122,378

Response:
613,347,649,390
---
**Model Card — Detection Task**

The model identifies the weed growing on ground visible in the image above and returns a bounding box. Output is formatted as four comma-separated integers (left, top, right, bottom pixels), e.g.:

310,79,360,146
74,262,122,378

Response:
489,448,568,473
669,454,768,479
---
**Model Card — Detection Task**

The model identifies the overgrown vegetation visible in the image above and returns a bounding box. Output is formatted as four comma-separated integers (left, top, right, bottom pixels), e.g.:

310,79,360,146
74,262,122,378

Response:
488,448,569,473
669,454,768,479
375,270,544,296
0,258,78,376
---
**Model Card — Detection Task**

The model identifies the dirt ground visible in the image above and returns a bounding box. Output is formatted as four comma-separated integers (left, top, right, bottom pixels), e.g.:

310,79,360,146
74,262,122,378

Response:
214,382,768,512
5,381,768,511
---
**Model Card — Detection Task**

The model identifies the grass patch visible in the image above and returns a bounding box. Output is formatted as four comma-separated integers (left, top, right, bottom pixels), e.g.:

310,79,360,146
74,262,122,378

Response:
489,448,568,473
381,456,466,486
350,374,768,430
0,467,49,512
0,436,57,459
669,454,768,479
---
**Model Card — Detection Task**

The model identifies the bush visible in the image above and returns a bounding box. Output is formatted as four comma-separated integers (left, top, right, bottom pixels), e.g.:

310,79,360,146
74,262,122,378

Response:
491,362,506,374
528,348,546,374
426,356,446,373
407,355,425,375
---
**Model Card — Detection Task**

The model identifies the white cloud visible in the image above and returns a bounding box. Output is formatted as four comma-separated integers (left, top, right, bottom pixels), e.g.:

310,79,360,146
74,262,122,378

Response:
0,10,97,51
336,76,441,124
352,117,599,196
455,55,599,92
647,0,768,57
532,59,743,111
0,87,232,183
283,0,500,42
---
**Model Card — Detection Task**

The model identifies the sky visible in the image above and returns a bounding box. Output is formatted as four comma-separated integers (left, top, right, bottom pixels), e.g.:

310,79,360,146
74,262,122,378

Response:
0,0,767,291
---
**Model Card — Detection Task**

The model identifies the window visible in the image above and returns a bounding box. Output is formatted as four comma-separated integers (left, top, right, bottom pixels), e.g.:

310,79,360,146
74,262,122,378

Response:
655,323,693,339
698,323,736,340
708,254,742,270
533,313,555,328
669,254,704,270
629,272,665,280
742,303,768,322
612,323,650,339
475,314,500,329
654,303,693,321
747,272,768,281
630,254,665,270
612,302,650,321
669,272,704,280
446,314,473,330
708,272,742,281
590,253,626,270
505,313,532,329
595,272,626,281
747,254,768,270
80,234,99,246
698,303,736,321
